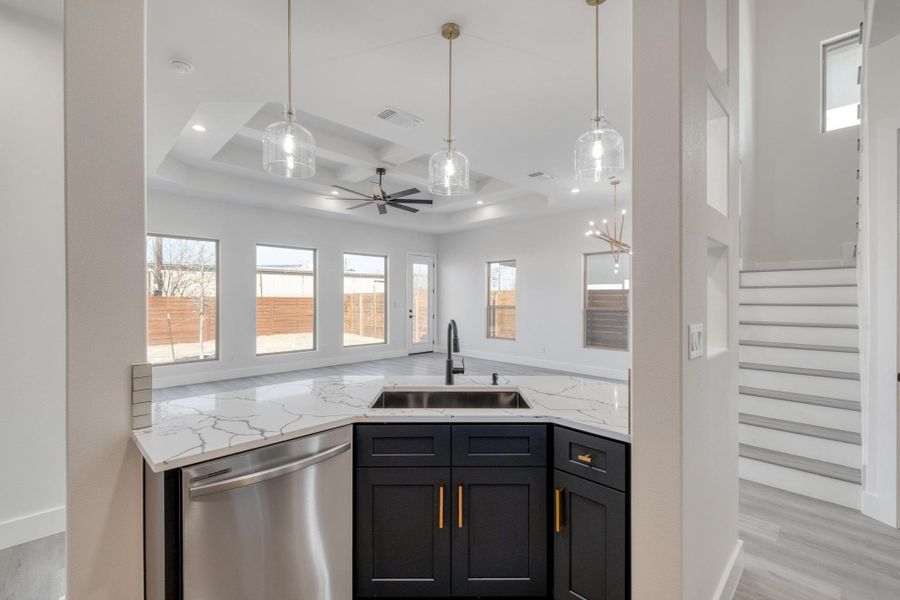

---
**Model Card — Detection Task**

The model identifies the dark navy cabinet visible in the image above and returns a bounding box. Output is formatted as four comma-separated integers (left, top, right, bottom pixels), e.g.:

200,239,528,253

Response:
354,423,628,599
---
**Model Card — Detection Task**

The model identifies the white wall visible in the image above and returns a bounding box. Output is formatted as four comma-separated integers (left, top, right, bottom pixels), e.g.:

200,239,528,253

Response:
149,191,439,387
0,5,65,550
436,209,631,380
858,1,900,527
741,0,863,268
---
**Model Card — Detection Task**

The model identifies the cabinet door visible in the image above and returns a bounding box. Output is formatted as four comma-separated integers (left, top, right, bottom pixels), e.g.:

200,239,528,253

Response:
451,467,547,597
553,469,628,600
355,467,451,597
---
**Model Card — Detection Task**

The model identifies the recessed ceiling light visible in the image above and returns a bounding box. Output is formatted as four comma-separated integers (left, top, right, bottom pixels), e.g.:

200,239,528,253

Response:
331,190,340,195
570,188,580,194
191,124,206,132
476,200,484,205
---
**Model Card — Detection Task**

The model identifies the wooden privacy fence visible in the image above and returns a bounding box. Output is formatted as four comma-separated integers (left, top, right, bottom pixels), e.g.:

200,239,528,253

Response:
256,297,314,336
343,293,385,340
148,296,217,345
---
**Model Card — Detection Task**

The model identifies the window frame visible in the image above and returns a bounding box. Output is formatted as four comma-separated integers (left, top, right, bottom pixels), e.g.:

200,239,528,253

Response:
820,29,861,134
146,233,221,365
583,251,631,352
342,252,389,348
255,243,318,356
486,259,517,341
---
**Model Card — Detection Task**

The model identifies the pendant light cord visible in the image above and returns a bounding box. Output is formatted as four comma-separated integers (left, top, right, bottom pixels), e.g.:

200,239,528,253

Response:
448,35,453,150
594,1,600,124
287,0,293,114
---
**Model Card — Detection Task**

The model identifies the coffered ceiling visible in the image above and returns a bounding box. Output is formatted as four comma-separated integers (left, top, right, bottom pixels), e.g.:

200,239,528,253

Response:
147,0,633,233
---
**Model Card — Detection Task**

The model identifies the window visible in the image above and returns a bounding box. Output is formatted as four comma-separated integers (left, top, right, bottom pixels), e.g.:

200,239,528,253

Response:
487,260,516,339
256,245,316,354
343,253,387,346
146,235,218,364
822,31,861,132
584,252,630,351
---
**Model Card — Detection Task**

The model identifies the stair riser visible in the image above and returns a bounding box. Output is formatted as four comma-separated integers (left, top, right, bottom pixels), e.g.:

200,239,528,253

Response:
739,369,859,401
739,395,861,433
739,286,858,305
739,346,859,373
739,304,858,325
740,269,857,287
739,458,861,509
739,424,860,467
739,324,859,346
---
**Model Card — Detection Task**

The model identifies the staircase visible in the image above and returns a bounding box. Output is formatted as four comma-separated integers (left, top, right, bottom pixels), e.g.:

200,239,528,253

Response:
738,266,862,509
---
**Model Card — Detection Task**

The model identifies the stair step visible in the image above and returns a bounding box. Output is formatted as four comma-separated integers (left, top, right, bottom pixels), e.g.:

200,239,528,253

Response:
739,414,860,444
740,283,857,288
740,268,856,287
740,369,859,402
739,304,858,325
739,444,861,484
738,340,858,353
739,303,857,307
739,323,859,346
739,362,860,381
739,285,858,305
738,386,860,411
739,345,859,373
739,456,861,509
739,395,860,432
739,320,858,329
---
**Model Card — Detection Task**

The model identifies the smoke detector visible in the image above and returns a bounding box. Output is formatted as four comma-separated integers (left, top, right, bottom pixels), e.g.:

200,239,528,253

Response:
170,58,194,75
527,171,557,180
375,107,423,128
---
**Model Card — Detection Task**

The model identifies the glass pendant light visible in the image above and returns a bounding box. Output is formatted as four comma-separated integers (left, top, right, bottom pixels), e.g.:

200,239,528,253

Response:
427,23,469,196
263,0,315,179
574,0,624,183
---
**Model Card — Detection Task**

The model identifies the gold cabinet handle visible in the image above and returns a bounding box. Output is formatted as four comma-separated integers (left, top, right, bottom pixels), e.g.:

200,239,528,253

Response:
554,487,565,533
457,483,464,528
577,453,593,464
439,483,445,529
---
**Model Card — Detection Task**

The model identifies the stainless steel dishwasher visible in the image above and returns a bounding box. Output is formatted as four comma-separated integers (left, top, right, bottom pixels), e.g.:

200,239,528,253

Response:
145,425,353,600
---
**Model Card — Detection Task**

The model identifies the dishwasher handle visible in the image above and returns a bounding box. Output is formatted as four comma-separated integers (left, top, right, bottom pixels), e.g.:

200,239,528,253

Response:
188,442,351,498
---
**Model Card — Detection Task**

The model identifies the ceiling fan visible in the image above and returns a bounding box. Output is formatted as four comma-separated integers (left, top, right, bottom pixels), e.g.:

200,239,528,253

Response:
329,168,433,215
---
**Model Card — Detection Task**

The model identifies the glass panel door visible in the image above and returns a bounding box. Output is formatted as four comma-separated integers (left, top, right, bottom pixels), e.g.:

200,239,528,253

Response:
407,254,435,353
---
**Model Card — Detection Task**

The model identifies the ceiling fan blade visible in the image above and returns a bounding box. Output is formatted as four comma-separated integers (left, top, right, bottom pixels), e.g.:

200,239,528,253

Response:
332,185,371,198
389,202,419,213
346,202,371,210
387,187,421,200
377,203,387,215
393,199,433,205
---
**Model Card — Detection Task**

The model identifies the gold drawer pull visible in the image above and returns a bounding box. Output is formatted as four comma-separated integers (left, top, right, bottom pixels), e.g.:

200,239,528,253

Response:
554,487,565,533
577,453,593,464
458,483,464,528
438,483,445,529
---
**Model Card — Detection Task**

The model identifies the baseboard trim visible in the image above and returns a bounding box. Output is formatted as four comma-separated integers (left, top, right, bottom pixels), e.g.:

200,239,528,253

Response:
0,506,65,551
713,540,745,600
458,349,629,381
861,490,897,527
152,348,410,388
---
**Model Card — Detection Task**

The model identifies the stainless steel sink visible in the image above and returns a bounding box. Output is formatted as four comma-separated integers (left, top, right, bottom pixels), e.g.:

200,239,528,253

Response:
370,388,530,410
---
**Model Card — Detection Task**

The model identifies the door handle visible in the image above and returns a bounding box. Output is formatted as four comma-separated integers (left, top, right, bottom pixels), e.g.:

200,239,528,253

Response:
439,483,445,529
457,483,464,528
554,487,565,533
577,453,593,465
188,442,351,498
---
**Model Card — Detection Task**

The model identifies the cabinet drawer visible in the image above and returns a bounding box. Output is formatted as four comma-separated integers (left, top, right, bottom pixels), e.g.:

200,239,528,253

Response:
452,424,547,467
355,424,451,467
554,427,628,492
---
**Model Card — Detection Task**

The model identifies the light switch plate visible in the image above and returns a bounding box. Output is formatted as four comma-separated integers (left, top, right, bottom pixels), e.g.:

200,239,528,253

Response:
688,324,705,360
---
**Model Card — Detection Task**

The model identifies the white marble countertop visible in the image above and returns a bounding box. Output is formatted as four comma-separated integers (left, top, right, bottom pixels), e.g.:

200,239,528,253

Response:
132,374,630,472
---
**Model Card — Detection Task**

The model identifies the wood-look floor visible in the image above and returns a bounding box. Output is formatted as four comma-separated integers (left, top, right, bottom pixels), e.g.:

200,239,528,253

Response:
734,480,900,600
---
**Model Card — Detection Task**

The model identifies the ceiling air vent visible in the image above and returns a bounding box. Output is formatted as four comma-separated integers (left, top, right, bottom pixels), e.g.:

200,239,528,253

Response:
376,107,423,128
527,171,556,180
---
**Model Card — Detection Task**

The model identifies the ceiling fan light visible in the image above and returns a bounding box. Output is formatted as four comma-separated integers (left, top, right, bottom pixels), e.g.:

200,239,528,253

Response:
427,149,469,196
574,118,624,182
263,112,316,178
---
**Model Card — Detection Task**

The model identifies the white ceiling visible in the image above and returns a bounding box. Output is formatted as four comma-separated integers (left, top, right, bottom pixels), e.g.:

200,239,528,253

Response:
148,0,633,233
